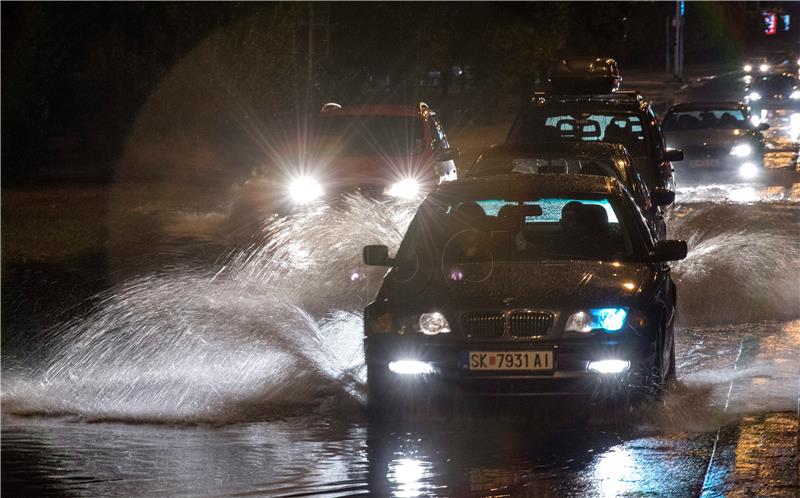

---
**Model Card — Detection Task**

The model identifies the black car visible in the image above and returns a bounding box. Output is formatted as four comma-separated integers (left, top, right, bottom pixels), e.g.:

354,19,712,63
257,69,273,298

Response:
505,91,683,195
662,102,769,181
362,175,687,413
467,142,674,239
745,73,800,110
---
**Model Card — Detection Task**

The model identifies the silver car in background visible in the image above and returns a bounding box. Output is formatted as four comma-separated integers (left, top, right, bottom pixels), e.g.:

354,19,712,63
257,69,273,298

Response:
661,102,768,182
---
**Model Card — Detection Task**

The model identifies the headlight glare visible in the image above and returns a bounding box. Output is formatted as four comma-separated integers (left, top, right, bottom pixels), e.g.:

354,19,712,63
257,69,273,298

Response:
739,162,758,179
288,176,324,204
387,179,420,199
389,360,434,375
729,144,752,157
743,64,752,73
759,63,769,73
566,308,628,333
419,312,451,335
791,90,800,100
748,91,761,101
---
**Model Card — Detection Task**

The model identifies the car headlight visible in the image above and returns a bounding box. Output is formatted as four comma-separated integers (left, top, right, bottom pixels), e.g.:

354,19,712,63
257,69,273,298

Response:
791,90,800,100
729,143,752,157
288,176,324,204
565,308,628,333
743,64,752,72
387,179,420,199
419,312,451,335
739,162,758,179
748,91,761,101
759,63,769,73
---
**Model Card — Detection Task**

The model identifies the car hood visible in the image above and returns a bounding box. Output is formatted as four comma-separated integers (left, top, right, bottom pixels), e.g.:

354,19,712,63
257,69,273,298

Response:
380,260,652,310
663,129,750,150
312,154,427,187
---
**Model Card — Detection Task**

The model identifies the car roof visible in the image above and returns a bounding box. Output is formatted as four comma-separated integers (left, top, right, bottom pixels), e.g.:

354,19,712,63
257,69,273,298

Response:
435,173,621,198
668,101,746,112
318,105,423,118
477,142,629,160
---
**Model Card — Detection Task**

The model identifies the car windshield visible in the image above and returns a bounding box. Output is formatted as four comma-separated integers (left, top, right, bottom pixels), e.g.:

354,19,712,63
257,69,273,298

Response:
316,115,424,156
472,155,621,179
751,75,795,93
395,193,637,268
508,111,648,156
662,109,747,131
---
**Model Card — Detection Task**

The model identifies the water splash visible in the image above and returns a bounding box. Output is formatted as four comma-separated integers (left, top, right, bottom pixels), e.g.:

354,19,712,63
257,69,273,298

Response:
2,194,418,423
3,191,798,424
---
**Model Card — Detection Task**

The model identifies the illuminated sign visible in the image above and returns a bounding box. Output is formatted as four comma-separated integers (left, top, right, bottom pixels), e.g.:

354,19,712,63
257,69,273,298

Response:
764,11,777,35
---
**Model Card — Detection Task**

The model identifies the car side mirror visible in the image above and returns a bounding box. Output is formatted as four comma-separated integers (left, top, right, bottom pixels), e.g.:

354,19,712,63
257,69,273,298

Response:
652,240,687,262
436,147,460,162
662,149,684,162
652,188,676,207
363,245,392,266
757,122,770,131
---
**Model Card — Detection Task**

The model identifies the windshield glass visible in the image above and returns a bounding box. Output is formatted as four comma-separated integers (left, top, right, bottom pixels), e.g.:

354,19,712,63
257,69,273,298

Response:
662,109,747,131
508,111,648,156
316,115,424,156
751,75,795,93
396,193,636,268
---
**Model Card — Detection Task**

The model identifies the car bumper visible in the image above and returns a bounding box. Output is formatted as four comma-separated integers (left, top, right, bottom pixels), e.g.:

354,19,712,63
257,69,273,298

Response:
365,335,656,397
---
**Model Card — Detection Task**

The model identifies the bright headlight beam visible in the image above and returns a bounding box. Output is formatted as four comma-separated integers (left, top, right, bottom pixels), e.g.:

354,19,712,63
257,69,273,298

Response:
791,90,800,100
729,144,752,157
759,63,769,73
288,176,324,204
588,360,630,374
387,179,420,199
748,91,761,101
743,64,752,73
388,360,434,375
739,162,758,179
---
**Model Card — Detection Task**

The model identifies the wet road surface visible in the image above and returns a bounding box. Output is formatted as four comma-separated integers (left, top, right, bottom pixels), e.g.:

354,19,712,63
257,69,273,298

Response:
3,73,800,497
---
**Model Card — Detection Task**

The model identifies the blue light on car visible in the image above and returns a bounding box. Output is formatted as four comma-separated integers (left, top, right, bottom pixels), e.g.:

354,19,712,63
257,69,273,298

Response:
565,307,629,333
591,308,627,332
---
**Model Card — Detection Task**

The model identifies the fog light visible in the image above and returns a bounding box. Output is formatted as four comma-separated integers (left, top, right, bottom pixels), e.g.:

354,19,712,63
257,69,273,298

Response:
588,360,630,374
739,162,758,179
388,360,434,375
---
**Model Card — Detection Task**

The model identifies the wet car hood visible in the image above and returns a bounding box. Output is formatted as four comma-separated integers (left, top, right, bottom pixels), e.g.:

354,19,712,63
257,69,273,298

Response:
380,260,651,310
663,129,751,150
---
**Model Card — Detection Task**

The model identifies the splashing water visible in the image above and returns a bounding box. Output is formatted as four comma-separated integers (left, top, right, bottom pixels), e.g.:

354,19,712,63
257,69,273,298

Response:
2,195,418,423
2,192,798,424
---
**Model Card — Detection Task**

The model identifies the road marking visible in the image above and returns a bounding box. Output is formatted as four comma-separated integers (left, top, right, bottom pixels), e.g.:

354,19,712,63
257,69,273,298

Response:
699,335,745,496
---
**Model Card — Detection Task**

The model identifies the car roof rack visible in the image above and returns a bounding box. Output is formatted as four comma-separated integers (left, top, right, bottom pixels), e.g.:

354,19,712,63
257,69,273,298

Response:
320,102,342,112
531,90,645,105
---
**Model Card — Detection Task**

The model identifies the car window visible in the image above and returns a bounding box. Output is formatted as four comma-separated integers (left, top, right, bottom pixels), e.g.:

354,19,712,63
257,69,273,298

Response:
316,115,425,156
662,109,747,131
395,193,638,265
509,111,648,156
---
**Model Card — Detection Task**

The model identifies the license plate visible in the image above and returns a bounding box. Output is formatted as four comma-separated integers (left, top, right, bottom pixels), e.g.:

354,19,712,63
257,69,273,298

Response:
693,159,719,168
467,351,553,371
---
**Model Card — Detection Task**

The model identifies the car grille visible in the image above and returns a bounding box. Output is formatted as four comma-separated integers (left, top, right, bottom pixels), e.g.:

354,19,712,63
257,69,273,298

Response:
462,312,505,338
509,311,554,337
683,145,729,159
461,311,554,338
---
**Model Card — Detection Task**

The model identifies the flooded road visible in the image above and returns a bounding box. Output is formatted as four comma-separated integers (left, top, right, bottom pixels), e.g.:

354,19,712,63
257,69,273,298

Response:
3,74,800,496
